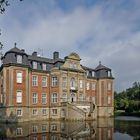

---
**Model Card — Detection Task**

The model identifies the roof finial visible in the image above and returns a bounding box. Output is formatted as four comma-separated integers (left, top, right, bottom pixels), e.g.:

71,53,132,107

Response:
14,42,17,48
99,61,101,65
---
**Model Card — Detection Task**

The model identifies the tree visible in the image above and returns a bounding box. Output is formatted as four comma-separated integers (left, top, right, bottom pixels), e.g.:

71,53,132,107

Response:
0,0,23,14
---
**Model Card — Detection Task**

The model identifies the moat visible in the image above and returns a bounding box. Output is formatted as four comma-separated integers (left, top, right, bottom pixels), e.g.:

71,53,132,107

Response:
0,117,140,140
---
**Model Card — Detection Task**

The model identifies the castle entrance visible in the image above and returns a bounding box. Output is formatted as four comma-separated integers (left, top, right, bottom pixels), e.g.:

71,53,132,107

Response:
70,93,76,102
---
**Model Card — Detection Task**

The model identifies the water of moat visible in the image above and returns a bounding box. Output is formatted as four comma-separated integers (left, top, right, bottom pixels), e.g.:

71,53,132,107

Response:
0,117,140,140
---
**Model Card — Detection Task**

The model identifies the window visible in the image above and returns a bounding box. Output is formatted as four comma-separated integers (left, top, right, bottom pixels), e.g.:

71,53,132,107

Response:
52,93,57,103
86,82,90,90
42,125,47,131
32,109,38,115
42,63,46,71
108,83,111,90
92,71,95,77
32,136,38,140
16,128,23,136
16,91,22,103
86,71,89,76
51,124,57,131
33,61,37,69
62,93,67,102
92,83,96,90
52,109,57,115
42,109,47,115
108,96,111,105
17,55,22,63
79,80,83,89
42,93,47,104
32,125,38,133
70,77,76,89
42,135,47,140
16,109,22,116
108,129,111,138
16,72,22,83
51,136,58,140
32,93,38,104
79,94,83,101
32,75,38,86
52,76,58,87
42,76,47,87
62,77,67,88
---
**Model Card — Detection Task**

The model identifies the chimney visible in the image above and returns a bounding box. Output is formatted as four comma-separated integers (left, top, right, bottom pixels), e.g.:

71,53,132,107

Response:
32,51,37,56
53,51,59,60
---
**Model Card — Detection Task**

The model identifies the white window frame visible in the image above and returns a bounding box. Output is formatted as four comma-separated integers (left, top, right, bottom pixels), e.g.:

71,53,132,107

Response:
62,93,67,102
79,80,83,89
32,136,38,140
42,124,47,132
42,63,46,70
16,72,22,83
32,75,38,86
16,128,23,136
42,109,47,115
79,94,83,101
42,76,47,87
51,124,57,131
32,125,38,133
108,83,111,90
51,93,57,103
108,96,111,105
42,93,47,104
17,55,22,63
86,82,90,90
51,109,57,115
42,135,47,140
32,109,38,115
92,83,96,90
16,91,22,103
16,108,22,116
33,61,37,69
62,77,67,88
70,77,76,88
32,93,38,104
52,76,58,87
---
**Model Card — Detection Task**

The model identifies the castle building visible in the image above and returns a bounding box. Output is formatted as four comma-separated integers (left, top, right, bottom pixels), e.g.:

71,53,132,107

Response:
0,47,114,122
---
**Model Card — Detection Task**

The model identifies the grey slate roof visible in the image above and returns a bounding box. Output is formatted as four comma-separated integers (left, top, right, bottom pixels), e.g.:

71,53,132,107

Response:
4,47,27,57
28,55,64,64
95,62,111,71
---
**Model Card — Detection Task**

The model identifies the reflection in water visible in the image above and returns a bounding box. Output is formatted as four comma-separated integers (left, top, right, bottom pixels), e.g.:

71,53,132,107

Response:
0,117,139,140
114,119,140,140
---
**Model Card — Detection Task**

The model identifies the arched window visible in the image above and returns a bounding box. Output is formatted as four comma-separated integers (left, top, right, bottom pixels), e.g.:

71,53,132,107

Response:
70,77,75,88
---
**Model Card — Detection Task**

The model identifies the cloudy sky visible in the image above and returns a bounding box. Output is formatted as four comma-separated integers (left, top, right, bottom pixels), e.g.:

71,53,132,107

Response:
0,0,140,92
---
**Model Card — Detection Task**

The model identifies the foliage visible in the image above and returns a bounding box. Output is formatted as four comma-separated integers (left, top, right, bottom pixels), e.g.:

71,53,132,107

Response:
115,82,140,113
0,0,23,14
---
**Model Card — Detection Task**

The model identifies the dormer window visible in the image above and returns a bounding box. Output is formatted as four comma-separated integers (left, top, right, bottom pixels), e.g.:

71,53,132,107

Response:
42,63,46,70
17,55,22,64
33,61,37,69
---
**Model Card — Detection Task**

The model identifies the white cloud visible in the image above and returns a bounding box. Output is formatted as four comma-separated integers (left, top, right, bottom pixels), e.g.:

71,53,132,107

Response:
0,1,140,92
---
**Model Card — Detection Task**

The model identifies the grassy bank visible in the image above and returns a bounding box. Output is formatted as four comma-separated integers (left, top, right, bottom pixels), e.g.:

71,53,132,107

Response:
115,110,140,117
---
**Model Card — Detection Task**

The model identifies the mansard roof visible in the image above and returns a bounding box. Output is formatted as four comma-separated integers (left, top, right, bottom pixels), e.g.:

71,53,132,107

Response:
5,47,27,56
95,61,111,71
